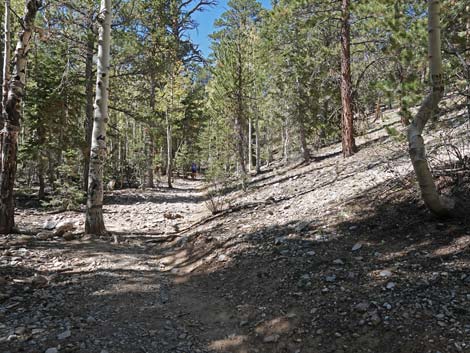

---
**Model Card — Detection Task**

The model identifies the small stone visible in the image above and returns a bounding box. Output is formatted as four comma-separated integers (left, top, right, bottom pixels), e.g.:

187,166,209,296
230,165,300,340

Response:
57,329,71,340
370,313,381,326
335,332,342,337
43,219,57,230
53,221,75,236
62,232,75,241
325,275,336,283
36,231,53,240
274,237,285,245
217,254,228,262
316,329,324,335
295,222,310,232
263,334,279,343
437,321,446,327
333,259,344,265
386,282,396,290
383,303,392,310
306,251,315,256
379,270,393,278
351,243,362,251
45,348,58,353
31,275,48,287
239,320,249,327
349,225,358,231
14,327,26,335
354,302,369,312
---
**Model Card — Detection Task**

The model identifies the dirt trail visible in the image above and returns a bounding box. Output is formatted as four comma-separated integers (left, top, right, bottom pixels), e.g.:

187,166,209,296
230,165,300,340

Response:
1,110,470,353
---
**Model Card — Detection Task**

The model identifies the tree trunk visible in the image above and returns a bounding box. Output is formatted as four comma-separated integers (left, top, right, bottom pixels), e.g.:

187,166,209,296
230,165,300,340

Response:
85,0,111,235
466,4,470,120
166,114,173,188
283,116,289,164
144,76,156,188
83,30,95,192
2,0,10,119
144,127,154,188
0,0,40,234
340,0,356,157
255,115,260,173
407,0,453,217
298,119,310,163
248,116,252,172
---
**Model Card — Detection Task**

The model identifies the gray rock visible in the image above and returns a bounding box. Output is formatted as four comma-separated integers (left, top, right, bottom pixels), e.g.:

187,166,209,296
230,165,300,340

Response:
62,232,75,241
36,231,54,240
325,275,336,283
45,348,58,353
354,302,369,313
31,275,48,287
370,312,381,326
57,329,71,340
43,219,58,230
379,270,393,278
333,259,344,265
386,282,396,290
53,221,75,236
351,243,362,251
263,334,279,343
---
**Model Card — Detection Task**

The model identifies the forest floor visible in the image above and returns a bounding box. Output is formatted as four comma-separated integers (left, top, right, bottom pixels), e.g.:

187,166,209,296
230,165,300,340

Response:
2,103,470,353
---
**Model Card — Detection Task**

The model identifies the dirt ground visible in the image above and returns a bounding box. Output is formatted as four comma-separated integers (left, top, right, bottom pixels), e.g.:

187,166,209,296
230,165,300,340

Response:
1,110,470,353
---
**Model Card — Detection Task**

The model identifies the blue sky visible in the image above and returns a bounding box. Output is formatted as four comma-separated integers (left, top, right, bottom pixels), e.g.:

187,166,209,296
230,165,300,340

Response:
189,0,272,58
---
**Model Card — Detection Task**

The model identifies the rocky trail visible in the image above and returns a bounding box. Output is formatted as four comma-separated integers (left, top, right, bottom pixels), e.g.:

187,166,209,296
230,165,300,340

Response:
2,109,470,353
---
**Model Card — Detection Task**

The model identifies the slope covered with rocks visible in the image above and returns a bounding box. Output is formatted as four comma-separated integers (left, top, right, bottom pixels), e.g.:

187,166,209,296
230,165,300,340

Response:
1,103,470,353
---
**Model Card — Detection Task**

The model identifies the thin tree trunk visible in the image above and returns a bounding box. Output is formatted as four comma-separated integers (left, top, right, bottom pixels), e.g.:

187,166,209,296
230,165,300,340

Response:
283,116,289,164
83,30,95,192
407,0,453,217
2,0,10,119
85,0,111,235
299,119,310,163
248,116,252,172
0,0,40,234
166,113,173,188
144,76,156,188
255,115,260,173
340,0,356,157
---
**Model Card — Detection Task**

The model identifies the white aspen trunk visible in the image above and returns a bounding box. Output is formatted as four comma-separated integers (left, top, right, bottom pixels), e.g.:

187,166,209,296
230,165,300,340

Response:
2,0,10,116
466,4,470,119
407,0,453,217
0,0,40,234
85,0,111,235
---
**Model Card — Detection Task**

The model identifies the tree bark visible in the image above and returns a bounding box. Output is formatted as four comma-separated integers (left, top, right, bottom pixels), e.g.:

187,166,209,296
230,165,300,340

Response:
166,113,173,188
83,30,95,192
144,76,156,188
0,0,40,234
255,115,260,173
407,0,453,217
248,116,252,172
85,0,111,235
2,0,10,120
466,4,470,119
340,0,356,157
